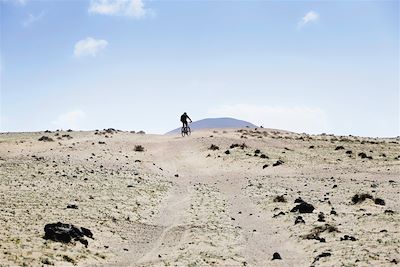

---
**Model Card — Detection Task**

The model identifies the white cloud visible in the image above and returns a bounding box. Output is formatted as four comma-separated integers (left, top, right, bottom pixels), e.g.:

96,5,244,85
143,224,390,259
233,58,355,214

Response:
298,11,319,28
207,104,329,134
22,11,45,27
74,37,108,58
52,110,86,130
88,0,152,18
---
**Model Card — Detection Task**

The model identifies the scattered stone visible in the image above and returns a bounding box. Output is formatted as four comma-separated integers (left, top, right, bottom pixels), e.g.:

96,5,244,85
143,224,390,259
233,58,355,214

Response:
224,150,230,155
317,212,325,222
384,209,394,214
312,252,332,264
351,193,373,204
295,216,305,225
174,174,179,177
62,134,73,140
44,222,93,247
340,235,356,241
374,198,385,206
38,136,54,142
254,149,261,154
209,144,219,150
262,164,269,169
272,160,284,167
230,143,247,149
134,145,145,152
260,154,268,159
335,146,345,150
272,252,282,260
67,204,78,209
291,201,315,213
309,145,315,149
346,150,353,154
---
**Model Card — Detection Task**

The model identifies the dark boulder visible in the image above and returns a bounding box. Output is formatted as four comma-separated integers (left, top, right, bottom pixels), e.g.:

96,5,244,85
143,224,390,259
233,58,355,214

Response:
374,198,385,206
44,222,93,247
291,201,315,213
272,252,282,260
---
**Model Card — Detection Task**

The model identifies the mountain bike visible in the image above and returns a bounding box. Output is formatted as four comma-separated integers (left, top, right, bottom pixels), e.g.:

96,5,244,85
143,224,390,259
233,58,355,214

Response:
181,125,191,137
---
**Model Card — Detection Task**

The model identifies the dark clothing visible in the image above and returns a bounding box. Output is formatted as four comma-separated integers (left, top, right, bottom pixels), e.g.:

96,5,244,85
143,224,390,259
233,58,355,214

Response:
180,114,190,123
180,114,191,128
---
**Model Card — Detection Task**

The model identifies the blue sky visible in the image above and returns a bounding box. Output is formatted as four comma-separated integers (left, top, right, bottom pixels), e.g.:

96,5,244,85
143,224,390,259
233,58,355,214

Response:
0,0,398,137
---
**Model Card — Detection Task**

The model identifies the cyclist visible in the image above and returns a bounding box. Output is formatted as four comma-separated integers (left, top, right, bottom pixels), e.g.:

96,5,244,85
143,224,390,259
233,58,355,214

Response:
180,112,192,128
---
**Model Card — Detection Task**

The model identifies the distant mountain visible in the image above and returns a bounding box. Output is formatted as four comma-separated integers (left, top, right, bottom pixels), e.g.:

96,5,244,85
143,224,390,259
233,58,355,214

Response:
165,117,257,135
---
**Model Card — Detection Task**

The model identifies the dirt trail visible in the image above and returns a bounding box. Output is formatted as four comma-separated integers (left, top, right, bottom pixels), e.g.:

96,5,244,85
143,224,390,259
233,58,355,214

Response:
131,136,306,266
1,129,399,267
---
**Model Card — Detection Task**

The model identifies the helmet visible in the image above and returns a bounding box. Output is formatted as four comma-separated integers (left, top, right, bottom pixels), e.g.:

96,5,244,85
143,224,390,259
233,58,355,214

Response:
184,112,187,115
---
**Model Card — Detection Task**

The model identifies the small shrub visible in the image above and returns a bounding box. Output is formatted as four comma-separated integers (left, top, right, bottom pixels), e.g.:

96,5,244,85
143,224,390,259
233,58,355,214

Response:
62,255,76,264
134,145,145,152
209,144,219,150
351,193,373,204
273,195,286,203
38,136,54,142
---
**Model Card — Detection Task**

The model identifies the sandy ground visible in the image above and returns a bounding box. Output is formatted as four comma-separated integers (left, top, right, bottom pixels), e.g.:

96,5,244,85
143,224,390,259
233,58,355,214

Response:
0,128,399,267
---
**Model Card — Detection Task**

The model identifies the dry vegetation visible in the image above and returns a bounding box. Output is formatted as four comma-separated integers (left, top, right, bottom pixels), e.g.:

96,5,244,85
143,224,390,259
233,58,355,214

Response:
0,128,399,266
